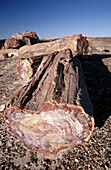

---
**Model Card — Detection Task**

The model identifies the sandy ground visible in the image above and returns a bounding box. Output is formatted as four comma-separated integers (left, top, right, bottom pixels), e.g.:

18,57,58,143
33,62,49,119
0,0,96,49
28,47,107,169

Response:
0,37,111,169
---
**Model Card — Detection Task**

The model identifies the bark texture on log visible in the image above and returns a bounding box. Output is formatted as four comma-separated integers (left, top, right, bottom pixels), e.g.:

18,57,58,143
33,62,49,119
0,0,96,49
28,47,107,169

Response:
18,34,91,58
16,34,92,82
5,49,94,156
7,49,93,116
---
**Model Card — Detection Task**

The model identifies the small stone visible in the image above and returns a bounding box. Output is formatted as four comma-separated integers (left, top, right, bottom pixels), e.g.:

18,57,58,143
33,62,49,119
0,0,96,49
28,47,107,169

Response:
0,104,6,111
75,158,79,162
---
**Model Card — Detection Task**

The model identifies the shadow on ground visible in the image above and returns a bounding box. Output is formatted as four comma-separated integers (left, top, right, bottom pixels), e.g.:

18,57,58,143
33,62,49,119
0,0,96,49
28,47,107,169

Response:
80,54,111,128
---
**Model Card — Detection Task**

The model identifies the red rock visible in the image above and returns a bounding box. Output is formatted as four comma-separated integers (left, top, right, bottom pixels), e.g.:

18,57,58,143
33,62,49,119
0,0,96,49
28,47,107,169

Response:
4,38,21,49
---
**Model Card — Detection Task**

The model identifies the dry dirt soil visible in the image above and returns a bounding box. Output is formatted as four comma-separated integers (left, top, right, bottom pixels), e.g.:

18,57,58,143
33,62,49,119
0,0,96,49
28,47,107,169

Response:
0,37,111,169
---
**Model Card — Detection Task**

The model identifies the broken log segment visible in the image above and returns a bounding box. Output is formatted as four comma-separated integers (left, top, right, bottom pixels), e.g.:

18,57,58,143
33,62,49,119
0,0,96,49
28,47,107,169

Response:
18,34,92,58
7,49,93,116
7,51,58,108
16,34,92,82
5,49,94,156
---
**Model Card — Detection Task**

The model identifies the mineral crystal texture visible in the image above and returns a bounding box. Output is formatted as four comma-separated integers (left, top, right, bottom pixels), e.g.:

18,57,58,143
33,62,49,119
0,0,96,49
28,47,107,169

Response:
4,102,94,156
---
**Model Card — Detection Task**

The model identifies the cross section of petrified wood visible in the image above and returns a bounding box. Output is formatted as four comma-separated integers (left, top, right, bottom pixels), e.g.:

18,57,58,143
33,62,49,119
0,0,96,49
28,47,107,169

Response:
5,48,94,156
4,102,94,156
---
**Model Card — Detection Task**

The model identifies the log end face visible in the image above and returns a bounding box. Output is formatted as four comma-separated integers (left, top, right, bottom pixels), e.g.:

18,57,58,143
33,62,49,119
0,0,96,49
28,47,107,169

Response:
16,58,33,81
4,103,94,156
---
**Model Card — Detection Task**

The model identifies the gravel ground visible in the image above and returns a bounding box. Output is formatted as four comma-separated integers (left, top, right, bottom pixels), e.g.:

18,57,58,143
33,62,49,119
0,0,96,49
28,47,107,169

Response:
0,37,111,169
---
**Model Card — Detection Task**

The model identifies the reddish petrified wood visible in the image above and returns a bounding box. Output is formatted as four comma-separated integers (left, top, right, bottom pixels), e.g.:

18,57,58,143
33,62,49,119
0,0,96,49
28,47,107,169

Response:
16,58,33,81
4,102,94,156
4,38,21,49
5,49,94,156
23,31,39,40
16,54,49,81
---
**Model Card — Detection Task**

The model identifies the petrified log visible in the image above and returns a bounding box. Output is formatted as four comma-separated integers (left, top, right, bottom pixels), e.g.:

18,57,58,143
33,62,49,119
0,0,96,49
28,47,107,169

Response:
5,49,94,156
18,34,92,58
4,38,21,49
16,34,92,81
22,36,38,45
23,31,39,40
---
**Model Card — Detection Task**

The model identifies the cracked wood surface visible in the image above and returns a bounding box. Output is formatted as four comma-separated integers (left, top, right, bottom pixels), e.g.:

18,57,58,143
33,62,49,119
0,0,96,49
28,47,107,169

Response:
7,49,93,116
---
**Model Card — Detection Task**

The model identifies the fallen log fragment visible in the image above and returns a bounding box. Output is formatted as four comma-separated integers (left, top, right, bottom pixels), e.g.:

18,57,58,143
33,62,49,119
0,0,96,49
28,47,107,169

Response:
5,49,94,156
18,34,92,58
16,34,92,81
4,38,21,49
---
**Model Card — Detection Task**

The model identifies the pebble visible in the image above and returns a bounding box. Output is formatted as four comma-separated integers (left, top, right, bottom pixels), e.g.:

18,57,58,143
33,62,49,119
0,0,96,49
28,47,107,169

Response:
75,158,79,162
0,104,6,111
